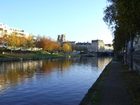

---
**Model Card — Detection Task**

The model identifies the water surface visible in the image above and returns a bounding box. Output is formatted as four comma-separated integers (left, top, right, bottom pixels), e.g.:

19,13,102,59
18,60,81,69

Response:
0,57,111,105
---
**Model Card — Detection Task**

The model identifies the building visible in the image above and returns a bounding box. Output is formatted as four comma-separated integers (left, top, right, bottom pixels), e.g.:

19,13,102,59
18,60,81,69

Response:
104,44,114,52
75,40,113,53
0,23,30,48
0,23,29,37
65,41,76,45
76,42,91,52
91,40,105,52
56,34,113,53
57,34,66,43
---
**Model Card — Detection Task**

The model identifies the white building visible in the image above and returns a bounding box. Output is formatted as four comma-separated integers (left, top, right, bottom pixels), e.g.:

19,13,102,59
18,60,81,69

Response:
104,44,114,52
0,23,31,48
91,40,105,52
75,40,113,53
0,23,29,37
76,42,91,52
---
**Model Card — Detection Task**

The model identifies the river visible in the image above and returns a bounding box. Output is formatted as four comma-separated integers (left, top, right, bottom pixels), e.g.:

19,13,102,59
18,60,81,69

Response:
0,57,112,105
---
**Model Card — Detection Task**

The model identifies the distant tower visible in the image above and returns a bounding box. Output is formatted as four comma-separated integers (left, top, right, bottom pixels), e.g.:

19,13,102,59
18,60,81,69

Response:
61,34,66,42
57,34,66,43
57,35,61,42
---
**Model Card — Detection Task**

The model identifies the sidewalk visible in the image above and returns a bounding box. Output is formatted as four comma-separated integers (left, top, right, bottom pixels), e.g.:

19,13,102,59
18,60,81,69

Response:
80,60,132,105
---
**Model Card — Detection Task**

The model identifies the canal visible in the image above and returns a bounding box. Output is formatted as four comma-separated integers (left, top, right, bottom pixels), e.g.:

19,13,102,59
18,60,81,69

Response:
0,57,111,105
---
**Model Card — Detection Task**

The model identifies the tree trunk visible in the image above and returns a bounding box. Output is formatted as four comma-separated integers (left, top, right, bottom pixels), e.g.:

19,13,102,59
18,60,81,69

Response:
124,41,128,65
129,36,134,70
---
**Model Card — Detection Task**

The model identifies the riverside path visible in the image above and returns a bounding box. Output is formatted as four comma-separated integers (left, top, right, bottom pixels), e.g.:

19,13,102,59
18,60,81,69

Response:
80,60,132,105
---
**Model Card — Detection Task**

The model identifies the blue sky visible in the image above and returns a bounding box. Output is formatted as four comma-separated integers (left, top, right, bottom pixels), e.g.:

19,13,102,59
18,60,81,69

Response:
0,0,113,43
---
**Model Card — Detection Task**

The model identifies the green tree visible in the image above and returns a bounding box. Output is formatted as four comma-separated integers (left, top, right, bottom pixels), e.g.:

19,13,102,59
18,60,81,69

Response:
104,0,140,70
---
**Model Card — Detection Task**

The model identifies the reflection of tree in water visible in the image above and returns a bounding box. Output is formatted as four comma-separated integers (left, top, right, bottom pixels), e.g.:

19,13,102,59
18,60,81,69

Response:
0,59,73,91
0,57,112,91
0,61,41,91
40,59,73,73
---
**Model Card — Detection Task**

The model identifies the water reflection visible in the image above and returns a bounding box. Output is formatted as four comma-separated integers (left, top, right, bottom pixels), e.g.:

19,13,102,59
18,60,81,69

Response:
78,57,111,70
0,57,111,91
0,57,111,105
0,59,71,91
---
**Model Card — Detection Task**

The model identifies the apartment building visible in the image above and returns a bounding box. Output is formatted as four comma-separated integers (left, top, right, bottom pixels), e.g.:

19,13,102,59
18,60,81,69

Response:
0,23,29,37
0,23,30,48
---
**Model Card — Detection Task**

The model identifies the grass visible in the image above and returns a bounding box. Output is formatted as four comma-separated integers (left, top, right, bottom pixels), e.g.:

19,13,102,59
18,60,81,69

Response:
0,51,64,61
122,65,140,105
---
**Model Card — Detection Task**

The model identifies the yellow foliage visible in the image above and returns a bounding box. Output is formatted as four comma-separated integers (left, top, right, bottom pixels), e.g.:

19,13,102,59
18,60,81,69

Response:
62,43,72,52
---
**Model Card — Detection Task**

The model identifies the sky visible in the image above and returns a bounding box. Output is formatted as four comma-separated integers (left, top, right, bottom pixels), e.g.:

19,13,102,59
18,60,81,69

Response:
0,0,113,43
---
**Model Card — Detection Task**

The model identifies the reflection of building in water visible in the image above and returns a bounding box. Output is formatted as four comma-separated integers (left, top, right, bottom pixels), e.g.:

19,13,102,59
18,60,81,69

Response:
0,61,42,72
96,57,112,70
78,57,112,70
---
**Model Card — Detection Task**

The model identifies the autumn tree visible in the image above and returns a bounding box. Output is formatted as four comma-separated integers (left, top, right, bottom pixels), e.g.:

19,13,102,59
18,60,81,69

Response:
25,35,35,48
0,34,8,47
6,32,20,48
1,32,61,53
62,43,72,53
36,36,60,52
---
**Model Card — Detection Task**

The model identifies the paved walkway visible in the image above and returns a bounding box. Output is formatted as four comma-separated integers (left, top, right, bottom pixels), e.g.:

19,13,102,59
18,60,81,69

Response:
98,61,132,105
80,61,132,105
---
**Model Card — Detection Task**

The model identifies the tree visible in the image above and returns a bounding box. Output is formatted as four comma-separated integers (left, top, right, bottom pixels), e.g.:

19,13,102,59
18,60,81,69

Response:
36,36,60,52
104,0,140,70
62,43,72,53
25,35,35,49
104,0,140,45
6,32,19,48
